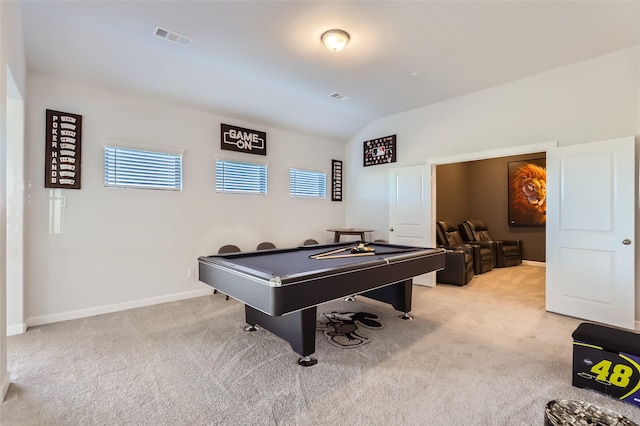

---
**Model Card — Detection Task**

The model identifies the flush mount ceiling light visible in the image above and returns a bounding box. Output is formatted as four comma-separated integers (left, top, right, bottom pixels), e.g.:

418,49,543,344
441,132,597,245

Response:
321,29,350,52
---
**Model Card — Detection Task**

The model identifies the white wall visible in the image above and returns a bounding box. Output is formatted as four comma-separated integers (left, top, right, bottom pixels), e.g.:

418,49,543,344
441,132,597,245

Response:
1,0,27,402
345,46,640,316
22,74,345,326
6,74,24,336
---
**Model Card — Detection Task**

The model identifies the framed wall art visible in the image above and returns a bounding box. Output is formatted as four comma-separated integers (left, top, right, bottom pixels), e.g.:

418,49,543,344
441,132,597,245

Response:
221,123,267,156
45,109,82,189
508,158,546,226
363,135,396,167
331,159,342,201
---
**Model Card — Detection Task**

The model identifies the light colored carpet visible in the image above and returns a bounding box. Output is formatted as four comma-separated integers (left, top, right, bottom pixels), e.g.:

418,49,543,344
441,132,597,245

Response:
3,265,640,425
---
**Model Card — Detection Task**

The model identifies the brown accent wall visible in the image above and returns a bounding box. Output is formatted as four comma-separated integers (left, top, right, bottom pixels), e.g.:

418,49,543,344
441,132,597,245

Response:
436,152,546,262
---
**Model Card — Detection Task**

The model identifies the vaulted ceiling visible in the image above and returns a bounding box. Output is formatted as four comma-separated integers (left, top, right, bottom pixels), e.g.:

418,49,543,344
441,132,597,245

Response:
20,1,640,142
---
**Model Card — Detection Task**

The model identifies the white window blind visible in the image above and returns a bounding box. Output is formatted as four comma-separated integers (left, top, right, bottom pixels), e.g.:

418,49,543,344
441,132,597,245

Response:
289,168,326,198
216,159,268,194
104,145,183,191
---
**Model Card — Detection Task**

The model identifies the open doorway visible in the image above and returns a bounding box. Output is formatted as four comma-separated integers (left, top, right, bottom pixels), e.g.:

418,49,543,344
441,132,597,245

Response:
427,141,555,263
434,152,546,263
419,137,634,328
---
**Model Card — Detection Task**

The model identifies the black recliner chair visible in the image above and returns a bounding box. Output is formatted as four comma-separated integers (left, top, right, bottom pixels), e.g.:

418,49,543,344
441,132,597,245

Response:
437,249,474,286
434,221,474,285
459,219,522,268
437,220,493,275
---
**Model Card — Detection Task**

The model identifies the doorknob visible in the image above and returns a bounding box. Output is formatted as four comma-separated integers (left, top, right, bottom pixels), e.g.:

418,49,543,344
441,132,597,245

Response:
389,228,394,232
622,239,632,245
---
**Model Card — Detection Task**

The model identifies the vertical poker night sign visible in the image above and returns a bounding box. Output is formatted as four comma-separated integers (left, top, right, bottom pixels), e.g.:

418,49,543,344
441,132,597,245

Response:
45,109,82,189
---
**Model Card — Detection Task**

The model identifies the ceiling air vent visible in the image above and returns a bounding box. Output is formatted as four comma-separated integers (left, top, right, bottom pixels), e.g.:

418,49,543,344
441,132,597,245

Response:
154,26,192,46
329,92,351,101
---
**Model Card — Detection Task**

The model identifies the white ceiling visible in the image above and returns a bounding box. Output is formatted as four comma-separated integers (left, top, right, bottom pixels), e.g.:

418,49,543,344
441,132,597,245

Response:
20,1,640,142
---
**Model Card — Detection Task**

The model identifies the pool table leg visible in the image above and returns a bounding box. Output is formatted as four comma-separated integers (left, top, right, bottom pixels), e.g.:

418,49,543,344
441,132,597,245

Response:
360,279,413,319
245,305,318,366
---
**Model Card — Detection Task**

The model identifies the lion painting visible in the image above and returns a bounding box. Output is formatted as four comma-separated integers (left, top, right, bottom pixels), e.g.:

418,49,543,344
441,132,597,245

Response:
508,162,546,225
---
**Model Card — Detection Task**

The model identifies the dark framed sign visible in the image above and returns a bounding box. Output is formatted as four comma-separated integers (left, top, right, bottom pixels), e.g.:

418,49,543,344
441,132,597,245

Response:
221,123,266,156
363,135,396,166
331,159,342,201
45,109,82,189
508,158,546,226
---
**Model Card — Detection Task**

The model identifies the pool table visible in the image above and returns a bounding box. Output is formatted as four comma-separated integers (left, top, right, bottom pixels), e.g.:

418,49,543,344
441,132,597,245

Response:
198,242,445,366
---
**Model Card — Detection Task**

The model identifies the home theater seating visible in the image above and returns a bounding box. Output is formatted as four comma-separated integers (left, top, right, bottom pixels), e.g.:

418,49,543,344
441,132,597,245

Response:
437,220,494,275
459,219,523,268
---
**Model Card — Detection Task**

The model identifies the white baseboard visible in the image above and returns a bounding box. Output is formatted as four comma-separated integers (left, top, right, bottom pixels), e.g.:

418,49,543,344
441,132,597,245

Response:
6,323,26,336
26,288,214,328
522,260,546,267
1,371,10,402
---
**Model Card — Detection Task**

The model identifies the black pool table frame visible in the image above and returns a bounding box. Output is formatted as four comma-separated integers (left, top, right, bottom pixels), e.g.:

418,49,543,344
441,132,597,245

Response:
198,242,445,365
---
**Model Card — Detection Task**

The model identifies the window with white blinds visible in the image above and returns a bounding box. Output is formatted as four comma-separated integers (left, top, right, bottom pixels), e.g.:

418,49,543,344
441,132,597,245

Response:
216,159,268,194
104,145,183,191
289,168,326,198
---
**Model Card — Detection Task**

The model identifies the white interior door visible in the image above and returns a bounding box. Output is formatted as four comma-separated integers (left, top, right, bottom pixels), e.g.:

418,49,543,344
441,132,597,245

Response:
389,165,434,286
546,136,635,329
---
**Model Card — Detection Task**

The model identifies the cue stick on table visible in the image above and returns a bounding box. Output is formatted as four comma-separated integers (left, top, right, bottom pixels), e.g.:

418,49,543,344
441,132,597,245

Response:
314,252,376,259
313,247,424,259
309,247,352,259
